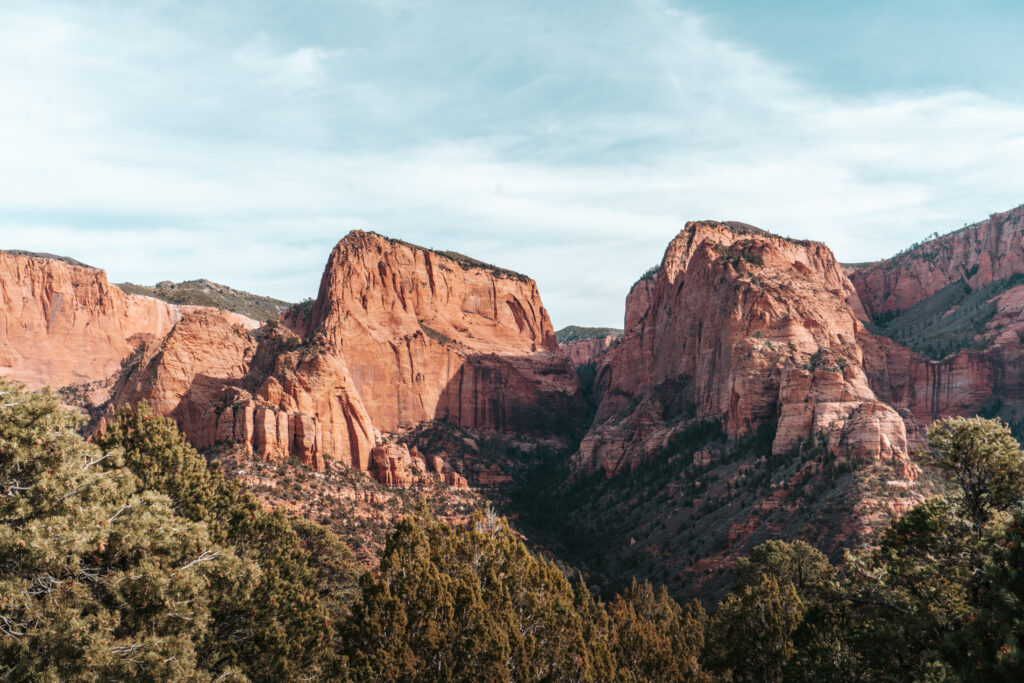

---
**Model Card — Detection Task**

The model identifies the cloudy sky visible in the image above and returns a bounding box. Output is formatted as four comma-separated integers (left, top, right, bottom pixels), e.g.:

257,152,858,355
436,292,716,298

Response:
2,0,1024,328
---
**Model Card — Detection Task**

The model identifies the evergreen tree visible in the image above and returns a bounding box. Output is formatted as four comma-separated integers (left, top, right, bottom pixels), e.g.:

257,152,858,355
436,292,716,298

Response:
95,401,361,680
707,576,805,682
925,416,1024,532
606,579,709,682
0,380,255,680
344,504,603,681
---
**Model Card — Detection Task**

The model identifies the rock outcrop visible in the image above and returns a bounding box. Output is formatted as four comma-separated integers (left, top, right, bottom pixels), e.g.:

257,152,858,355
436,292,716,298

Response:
0,251,181,390
850,205,1024,436
561,335,620,367
856,328,995,429
851,205,1024,319
370,443,467,488
0,251,257,391
576,221,910,477
23,232,584,487
304,232,586,437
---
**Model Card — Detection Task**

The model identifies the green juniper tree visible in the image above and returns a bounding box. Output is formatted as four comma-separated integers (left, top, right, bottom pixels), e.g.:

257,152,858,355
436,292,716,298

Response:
0,380,256,681
95,401,361,681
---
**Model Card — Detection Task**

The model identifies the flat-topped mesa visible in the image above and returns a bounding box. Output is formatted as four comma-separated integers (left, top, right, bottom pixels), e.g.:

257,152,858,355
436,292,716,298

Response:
308,231,557,353
851,204,1024,320
0,250,199,391
576,220,910,477
302,230,585,436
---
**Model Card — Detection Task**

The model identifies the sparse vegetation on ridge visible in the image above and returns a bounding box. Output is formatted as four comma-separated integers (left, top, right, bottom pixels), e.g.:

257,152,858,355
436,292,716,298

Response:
117,279,293,322
366,232,533,282
873,273,1024,359
1,249,94,269
555,325,624,344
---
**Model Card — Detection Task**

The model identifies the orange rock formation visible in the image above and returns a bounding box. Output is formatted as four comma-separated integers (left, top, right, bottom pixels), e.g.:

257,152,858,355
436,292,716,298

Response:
1,235,583,488
561,335,620,367
576,221,912,478
851,206,1024,435
0,251,182,390
851,205,1024,319
306,232,585,436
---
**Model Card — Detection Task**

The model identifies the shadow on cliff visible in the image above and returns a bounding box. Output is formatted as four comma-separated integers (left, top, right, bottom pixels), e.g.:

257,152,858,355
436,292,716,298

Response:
430,351,591,446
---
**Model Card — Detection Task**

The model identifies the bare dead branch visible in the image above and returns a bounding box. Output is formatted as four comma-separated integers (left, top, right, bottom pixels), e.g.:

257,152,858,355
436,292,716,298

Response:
107,503,135,524
82,452,115,471
176,550,221,572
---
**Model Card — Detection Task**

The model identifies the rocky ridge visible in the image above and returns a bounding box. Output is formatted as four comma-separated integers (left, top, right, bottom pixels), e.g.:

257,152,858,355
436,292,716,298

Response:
117,279,293,322
0,235,584,493
850,205,1024,319
851,205,1024,435
575,221,910,483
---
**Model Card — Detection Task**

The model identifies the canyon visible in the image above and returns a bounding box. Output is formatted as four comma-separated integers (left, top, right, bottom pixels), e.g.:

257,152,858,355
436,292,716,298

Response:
4,204,1024,596
1,234,583,489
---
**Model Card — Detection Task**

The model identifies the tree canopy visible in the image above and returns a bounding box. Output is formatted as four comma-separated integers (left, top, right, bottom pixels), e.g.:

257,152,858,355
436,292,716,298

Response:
4,380,1024,681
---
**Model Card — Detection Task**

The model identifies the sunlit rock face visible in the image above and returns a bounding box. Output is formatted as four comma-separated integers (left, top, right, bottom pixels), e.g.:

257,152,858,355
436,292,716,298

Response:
576,220,910,478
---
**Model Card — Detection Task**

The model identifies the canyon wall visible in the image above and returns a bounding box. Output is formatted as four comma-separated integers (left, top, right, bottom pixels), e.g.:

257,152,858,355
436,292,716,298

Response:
105,232,585,474
576,221,910,478
304,232,586,437
107,313,377,472
1,235,584,482
0,251,183,390
851,205,1024,319
560,335,620,367
850,205,1024,431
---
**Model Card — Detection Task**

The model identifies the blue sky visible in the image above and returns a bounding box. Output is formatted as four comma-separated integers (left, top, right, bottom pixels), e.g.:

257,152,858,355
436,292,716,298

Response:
2,1,1023,327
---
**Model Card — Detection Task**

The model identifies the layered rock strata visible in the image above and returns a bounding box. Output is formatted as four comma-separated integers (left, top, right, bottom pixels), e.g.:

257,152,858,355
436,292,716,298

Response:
576,221,912,479
851,205,1024,319
2,234,583,487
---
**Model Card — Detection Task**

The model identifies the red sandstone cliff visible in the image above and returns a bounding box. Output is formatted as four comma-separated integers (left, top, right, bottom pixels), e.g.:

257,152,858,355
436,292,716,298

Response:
560,335,620,367
107,313,378,472
576,221,911,480
303,232,586,436
0,251,258,391
847,206,1024,432
851,205,1024,319
71,232,584,481
0,251,181,390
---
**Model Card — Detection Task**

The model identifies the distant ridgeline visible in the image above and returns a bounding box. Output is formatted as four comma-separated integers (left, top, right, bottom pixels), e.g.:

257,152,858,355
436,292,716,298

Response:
117,279,293,322
555,325,624,344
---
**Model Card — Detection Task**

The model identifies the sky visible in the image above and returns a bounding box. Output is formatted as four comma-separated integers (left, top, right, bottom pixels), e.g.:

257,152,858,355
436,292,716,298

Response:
2,1,1024,328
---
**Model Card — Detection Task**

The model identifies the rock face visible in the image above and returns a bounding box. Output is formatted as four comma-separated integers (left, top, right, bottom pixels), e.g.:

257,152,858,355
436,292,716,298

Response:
305,232,586,437
31,232,583,487
0,251,257,391
576,221,910,477
561,335,620,367
851,205,1024,320
856,329,995,430
370,443,467,489
0,251,181,390
850,205,1024,435
102,311,374,472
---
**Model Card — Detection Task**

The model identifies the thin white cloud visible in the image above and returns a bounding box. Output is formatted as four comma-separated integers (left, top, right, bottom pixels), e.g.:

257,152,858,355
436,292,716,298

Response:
0,1,1022,328
235,36,353,93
